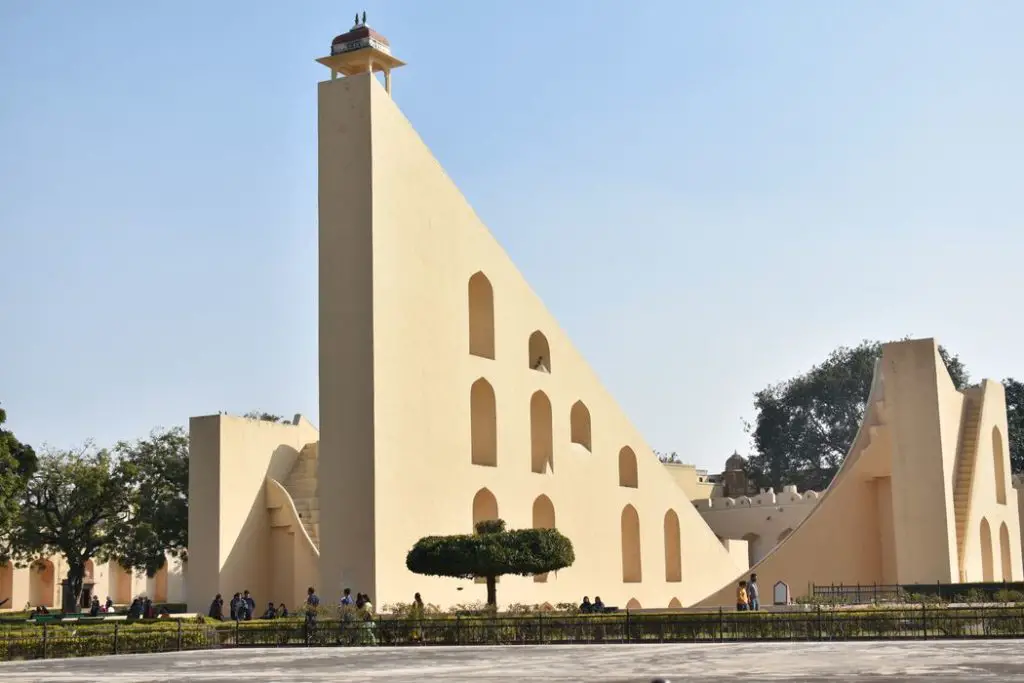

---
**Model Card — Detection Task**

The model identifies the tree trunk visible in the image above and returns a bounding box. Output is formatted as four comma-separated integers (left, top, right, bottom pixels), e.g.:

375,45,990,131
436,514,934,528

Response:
65,565,85,614
485,575,497,607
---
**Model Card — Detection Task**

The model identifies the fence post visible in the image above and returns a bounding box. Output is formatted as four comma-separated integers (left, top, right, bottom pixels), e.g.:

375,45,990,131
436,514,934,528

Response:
177,619,183,651
538,612,543,644
921,602,927,640
235,620,240,647
456,614,461,646
113,622,119,655
816,604,822,641
718,607,723,642
625,609,631,644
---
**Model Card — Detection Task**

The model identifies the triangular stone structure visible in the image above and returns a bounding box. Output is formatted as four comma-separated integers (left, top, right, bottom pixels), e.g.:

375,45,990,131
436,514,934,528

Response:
316,73,745,608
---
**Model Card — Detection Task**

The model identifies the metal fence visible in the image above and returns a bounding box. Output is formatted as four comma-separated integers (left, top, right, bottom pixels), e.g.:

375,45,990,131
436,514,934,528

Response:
811,581,1024,605
4,606,1024,661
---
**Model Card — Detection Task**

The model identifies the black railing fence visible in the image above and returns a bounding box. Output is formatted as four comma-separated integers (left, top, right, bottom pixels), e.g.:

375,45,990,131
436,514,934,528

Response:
811,581,1024,605
5,605,1024,661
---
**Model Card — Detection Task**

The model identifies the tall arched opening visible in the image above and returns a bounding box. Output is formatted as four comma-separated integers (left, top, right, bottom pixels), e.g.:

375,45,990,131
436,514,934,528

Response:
980,517,994,582
530,391,553,474
0,563,12,605
618,446,638,488
528,331,551,373
472,488,499,530
993,427,1007,505
470,378,497,467
109,560,132,604
621,504,642,583
532,495,556,583
468,272,495,359
1000,521,1013,581
149,563,169,603
570,401,592,452
664,509,681,582
29,559,55,608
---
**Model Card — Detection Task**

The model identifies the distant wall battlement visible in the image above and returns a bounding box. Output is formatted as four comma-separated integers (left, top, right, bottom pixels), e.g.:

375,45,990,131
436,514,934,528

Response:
693,485,821,512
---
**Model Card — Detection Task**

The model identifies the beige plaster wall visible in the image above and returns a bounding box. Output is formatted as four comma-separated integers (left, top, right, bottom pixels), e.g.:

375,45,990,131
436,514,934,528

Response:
313,72,745,610
187,414,319,611
663,462,719,500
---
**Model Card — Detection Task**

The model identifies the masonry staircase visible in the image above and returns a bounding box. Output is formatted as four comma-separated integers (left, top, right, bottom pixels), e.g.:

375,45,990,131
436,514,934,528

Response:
282,443,320,550
953,393,983,580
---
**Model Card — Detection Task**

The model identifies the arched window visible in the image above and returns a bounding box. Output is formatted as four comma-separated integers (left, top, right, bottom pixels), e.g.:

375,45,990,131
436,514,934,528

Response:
528,331,551,373
570,401,592,452
980,517,994,582
468,272,495,359
621,504,642,583
530,391,553,474
993,427,1007,505
470,378,497,467
664,509,681,582
668,597,682,609
472,488,499,530
625,598,641,610
1000,521,1013,581
532,495,556,583
618,447,638,488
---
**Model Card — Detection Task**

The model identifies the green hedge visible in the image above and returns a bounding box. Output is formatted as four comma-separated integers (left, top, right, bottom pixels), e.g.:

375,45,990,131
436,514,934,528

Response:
4,606,1024,660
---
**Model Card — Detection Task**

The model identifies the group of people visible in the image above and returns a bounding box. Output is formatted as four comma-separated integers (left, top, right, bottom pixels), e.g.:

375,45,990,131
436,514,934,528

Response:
207,590,291,621
736,573,760,611
578,596,606,613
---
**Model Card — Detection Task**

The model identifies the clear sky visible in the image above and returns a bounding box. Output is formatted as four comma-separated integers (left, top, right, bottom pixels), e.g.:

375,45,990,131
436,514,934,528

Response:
2,1,1023,473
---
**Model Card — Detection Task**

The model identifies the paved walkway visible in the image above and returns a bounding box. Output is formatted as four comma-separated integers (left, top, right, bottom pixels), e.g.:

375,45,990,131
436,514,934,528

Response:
1,641,1022,681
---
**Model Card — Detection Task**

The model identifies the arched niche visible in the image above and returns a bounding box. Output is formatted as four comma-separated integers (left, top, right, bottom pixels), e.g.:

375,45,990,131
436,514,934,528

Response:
570,401,592,452
993,426,1007,505
532,495,556,583
621,504,642,583
999,521,1012,581
618,447,638,488
150,563,169,603
530,391,553,474
29,559,55,608
0,563,12,607
980,517,994,582
528,331,551,373
472,488,499,530
470,378,497,467
468,272,495,359
109,560,132,604
664,509,681,583
625,598,641,610
668,597,682,609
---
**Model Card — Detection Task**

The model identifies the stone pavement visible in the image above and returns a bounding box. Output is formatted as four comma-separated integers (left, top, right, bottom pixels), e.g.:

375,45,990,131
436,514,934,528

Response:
1,640,1023,681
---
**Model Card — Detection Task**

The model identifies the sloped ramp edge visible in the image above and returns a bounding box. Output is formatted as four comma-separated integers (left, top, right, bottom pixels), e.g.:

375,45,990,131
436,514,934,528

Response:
694,358,887,606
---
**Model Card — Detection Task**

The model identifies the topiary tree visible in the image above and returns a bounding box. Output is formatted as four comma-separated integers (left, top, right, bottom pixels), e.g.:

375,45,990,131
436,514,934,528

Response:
406,519,575,607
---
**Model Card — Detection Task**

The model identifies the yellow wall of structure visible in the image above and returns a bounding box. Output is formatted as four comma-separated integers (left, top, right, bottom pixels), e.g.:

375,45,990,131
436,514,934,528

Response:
696,339,1023,606
312,72,747,610
187,415,319,610
663,463,720,500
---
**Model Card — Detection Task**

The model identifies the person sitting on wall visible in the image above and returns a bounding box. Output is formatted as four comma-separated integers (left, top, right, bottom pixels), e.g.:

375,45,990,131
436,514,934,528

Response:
278,603,289,618
209,593,225,620
736,581,748,611
593,596,605,613
127,598,143,619
579,596,593,614
261,602,278,619
104,596,113,612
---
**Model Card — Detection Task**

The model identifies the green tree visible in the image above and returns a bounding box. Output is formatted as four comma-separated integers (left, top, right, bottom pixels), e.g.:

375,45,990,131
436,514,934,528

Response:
0,405,36,558
243,412,285,422
11,445,137,610
746,339,969,492
1003,378,1024,474
112,427,189,576
655,450,682,464
406,519,575,607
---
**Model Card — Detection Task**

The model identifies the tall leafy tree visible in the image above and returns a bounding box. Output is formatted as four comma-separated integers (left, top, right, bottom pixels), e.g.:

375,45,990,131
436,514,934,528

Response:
243,412,285,422
1003,378,1024,474
746,339,969,492
11,445,137,609
112,427,189,575
407,519,575,607
0,405,36,558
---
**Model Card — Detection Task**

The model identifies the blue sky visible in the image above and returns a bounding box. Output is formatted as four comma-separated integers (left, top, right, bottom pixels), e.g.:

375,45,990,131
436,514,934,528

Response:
2,1,1023,473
